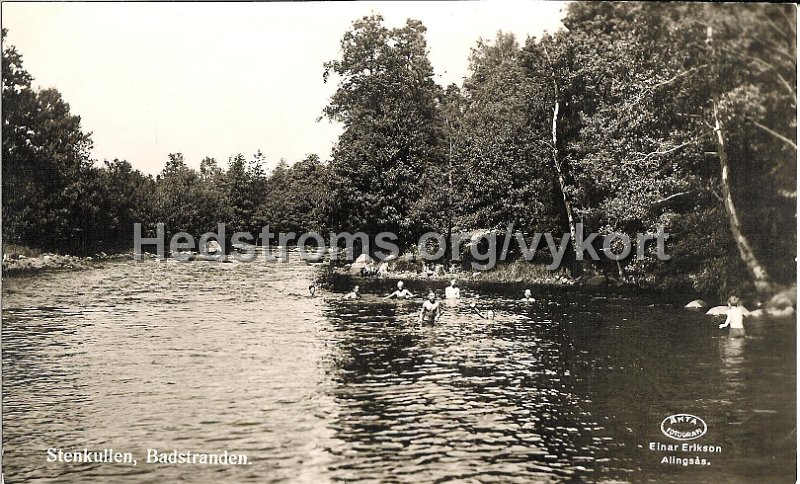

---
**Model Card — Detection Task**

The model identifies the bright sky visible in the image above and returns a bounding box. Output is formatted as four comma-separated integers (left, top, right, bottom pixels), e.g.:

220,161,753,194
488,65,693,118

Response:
2,1,566,175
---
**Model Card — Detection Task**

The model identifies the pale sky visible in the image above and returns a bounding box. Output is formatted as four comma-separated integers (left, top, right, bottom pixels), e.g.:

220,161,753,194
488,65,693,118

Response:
2,1,567,175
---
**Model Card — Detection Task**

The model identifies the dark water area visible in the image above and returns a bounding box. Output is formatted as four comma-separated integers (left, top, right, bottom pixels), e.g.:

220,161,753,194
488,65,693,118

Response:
2,259,795,482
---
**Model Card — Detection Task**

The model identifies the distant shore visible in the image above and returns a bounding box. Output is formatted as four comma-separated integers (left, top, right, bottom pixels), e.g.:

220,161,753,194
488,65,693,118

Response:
318,259,638,296
1,246,137,277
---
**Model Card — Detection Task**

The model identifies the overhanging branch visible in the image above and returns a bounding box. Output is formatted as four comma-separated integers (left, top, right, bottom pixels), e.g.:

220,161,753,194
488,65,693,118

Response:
751,120,797,150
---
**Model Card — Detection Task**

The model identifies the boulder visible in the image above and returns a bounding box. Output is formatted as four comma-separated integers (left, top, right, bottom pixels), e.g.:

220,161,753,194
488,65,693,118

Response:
584,275,606,287
760,285,797,318
376,262,389,277
766,306,795,318
684,299,707,309
350,253,374,275
768,287,796,310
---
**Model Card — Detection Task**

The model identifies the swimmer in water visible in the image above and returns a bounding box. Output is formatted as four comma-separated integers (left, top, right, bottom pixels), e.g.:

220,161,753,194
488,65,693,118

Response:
385,280,414,299
445,279,461,299
343,285,360,299
287,284,317,298
469,301,495,320
718,295,751,337
522,289,535,302
420,291,442,324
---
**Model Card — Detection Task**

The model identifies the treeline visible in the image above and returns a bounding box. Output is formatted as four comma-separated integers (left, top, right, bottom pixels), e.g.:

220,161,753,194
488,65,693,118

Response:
321,3,796,297
2,3,796,297
2,24,330,254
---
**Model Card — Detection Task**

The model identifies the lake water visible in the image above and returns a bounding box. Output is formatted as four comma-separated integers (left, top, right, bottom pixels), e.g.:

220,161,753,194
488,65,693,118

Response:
2,258,795,483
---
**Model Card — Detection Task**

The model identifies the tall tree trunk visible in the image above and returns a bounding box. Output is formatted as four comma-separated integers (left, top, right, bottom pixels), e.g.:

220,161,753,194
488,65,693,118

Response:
440,119,456,268
550,99,578,248
446,127,454,268
707,25,774,295
543,48,578,261
713,102,774,294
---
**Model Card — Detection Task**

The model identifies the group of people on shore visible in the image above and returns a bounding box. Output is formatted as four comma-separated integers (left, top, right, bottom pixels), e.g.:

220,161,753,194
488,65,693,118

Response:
341,279,537,325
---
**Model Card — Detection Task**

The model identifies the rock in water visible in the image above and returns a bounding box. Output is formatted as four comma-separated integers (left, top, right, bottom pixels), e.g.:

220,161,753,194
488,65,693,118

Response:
762,285,797,318
349,253,374,276
768,287,796,309
584,275,606,287
685,299,707,309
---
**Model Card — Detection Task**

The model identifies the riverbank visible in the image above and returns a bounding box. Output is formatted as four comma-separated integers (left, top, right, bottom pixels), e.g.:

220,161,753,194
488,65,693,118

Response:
1,246,143,277
318,258,796,314
319,258,647,297
320,267,797,321
3,253,90,275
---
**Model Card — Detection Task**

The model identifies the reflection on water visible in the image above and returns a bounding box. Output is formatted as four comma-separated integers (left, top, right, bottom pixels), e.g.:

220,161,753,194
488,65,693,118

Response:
2,259,795,482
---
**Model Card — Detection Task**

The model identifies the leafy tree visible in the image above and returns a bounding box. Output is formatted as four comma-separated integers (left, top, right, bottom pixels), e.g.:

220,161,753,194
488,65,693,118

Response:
457,32,558,234
323,15,443,249
524,2,796,293
154,153,203,238
2,29,94,253
258,154,330,237
410,83,465,261
93,159,156,250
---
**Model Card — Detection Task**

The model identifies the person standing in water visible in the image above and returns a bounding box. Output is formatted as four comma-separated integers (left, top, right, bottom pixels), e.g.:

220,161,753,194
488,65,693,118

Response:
385,280,414,299
718,295,751,337
522,289,536,302
420,291,442,324
445,279,461,299
343,285,360,299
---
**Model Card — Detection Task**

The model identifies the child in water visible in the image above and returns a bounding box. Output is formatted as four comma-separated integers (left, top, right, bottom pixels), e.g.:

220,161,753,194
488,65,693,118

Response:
445,279,461,299
385,281,414,299
469,298,495,320
420,291,442,324
343,285,360,299
522,289,536,302
718,295,750,337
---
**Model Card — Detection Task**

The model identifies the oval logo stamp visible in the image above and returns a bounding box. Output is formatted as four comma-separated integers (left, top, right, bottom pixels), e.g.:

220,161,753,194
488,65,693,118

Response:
661,414,707,441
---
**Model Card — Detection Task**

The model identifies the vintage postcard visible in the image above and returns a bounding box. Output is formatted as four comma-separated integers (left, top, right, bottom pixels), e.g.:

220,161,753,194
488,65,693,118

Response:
2,2,796,482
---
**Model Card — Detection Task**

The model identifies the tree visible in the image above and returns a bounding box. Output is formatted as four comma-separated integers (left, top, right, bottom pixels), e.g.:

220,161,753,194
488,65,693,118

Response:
94,159,156,251
410,83,465,263
700,4,796,294
323,15,443,249
154,153,203,239
456,32,556,233
258,154,330,237
526,2,796,293
2,29,95,253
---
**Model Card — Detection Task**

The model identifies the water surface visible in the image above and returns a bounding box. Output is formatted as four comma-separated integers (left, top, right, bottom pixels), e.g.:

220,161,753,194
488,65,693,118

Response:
2,259,795,482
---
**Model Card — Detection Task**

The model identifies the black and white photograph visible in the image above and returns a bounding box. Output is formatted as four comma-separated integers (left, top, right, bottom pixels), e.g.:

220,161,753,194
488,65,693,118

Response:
1,1,797,482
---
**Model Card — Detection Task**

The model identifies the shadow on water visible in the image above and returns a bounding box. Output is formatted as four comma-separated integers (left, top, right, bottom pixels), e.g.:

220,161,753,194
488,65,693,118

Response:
2,260,795,483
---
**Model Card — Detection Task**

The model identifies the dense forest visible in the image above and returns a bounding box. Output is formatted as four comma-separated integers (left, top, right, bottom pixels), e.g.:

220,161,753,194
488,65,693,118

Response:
2,3,796,298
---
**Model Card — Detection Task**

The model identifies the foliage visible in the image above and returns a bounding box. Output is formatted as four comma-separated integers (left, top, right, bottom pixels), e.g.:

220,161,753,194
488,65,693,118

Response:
258,154,330,236
455,32,558,233
2,4,796,300
323,15,443,246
